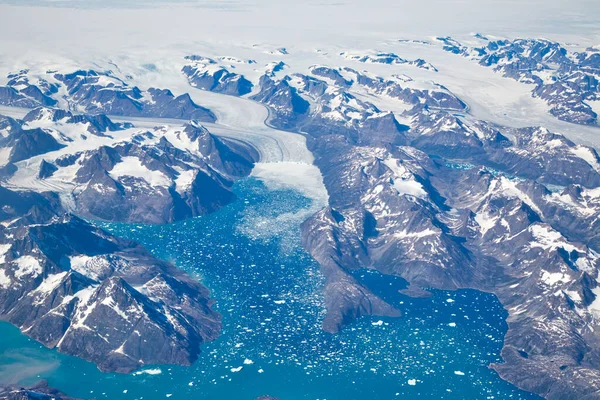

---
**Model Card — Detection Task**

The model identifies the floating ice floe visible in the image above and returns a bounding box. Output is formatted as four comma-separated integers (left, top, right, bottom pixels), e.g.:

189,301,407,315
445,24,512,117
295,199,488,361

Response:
132,368,162,376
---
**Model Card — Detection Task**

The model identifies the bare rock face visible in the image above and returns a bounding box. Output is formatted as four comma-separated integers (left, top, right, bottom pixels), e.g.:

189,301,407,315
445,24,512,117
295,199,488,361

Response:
0,381,80,400
183,56,254,96
0,125,64,164
0,186,221,373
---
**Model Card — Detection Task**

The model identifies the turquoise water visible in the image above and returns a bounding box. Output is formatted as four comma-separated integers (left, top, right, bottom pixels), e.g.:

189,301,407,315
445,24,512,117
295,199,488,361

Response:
0,178,539,399
444,161,526,182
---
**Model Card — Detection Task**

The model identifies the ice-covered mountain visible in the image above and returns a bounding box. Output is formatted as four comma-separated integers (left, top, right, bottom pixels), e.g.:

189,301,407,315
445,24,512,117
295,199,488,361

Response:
339,51,438,71
437,36,600,126
1,28,600,400
0,108,257,223
182,55,254,96
1,69,216,122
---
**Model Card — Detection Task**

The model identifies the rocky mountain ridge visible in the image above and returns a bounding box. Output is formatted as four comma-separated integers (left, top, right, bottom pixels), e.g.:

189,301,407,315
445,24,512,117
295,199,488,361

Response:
0,186,221,373
437,35,600,125
1,69,215,122
0,107,257,223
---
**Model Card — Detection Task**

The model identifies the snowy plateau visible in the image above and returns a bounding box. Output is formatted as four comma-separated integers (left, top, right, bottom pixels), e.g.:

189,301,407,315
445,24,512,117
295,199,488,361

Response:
1,0,600,400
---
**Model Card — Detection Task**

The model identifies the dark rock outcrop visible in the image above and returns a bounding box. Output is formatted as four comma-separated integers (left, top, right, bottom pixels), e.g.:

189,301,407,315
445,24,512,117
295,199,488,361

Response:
0,381,80,400
0,125,64,164
183,56,254,96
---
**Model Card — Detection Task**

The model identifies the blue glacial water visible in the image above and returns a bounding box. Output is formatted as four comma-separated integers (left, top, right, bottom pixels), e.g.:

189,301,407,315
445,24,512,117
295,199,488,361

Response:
0,178,540,400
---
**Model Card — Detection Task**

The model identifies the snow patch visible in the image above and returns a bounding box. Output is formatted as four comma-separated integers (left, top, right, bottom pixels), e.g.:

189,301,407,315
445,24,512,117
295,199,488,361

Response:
109,156,171,187
474,211,498,236
69,255,118,281
0,270,11,289
174,167,196,194
383,158,427,199
588,287,600,316
540,270,571,286
14,256,43,278
570,145,600,172
496,177,543,216
529,224,578,253
0,147,12,167
586,100,600,120
0,243,11,263
33,272,68,296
